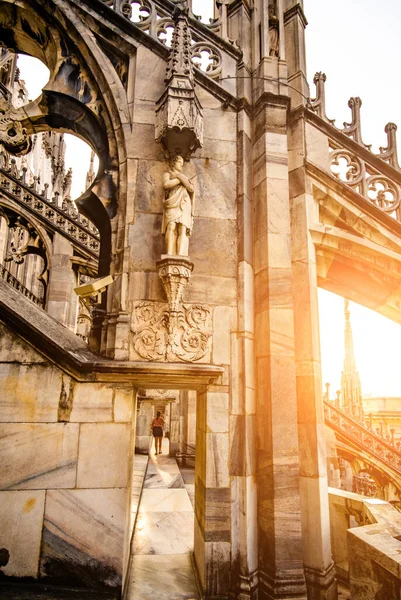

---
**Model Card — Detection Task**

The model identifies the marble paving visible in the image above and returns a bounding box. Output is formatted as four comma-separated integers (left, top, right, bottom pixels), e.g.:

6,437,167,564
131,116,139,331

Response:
128,438,199,599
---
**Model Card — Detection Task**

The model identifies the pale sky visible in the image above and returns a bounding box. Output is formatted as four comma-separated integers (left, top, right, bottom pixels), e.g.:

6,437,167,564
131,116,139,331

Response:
305,1,401,397
16,2,401,397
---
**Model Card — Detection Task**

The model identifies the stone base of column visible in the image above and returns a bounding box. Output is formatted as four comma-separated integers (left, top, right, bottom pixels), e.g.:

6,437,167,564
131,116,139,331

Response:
259,570,307,599
235,569,258,600
304,563,337,600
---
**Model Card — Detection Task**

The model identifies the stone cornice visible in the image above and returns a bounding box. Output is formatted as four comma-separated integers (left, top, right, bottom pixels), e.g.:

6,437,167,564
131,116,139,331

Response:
283,3,308,28
228,0,252,19
254,91,290,118
0,280,223,387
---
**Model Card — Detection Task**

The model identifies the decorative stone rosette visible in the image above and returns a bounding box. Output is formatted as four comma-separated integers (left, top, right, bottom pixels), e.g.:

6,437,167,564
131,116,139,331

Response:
131,301,212,363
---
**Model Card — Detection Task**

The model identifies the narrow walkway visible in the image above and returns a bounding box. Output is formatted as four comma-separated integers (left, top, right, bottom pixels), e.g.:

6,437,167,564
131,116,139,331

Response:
127,439,199,600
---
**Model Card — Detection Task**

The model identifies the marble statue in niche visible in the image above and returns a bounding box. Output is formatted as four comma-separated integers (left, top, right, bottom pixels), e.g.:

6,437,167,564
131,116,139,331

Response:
162,155,194,256
268,3,279,57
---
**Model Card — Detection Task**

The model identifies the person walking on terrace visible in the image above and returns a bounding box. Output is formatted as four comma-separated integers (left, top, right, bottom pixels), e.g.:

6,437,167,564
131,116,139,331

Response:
151,411,165,455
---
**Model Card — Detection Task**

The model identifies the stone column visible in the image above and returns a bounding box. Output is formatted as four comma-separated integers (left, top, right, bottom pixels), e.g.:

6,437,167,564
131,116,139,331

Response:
187,390,196,466
229,107,258,600
289,115,337,599
253,97,307,599
46,232,77,330
178,390,189,466
169,398,179,457
0,216,8,260
178,390,197,467
135,399,153,454
194,386,231,598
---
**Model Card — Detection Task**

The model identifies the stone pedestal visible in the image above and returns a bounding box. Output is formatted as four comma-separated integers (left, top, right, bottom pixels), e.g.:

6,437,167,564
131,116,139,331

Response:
157,255,193,312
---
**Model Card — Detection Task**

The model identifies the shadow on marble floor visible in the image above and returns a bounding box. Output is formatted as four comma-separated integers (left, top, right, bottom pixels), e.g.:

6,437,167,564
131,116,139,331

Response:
0,582,118,599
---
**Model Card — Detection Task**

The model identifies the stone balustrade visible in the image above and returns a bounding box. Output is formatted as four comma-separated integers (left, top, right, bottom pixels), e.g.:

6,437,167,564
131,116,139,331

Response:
329,487,401,599
0,262,43,306
309,72,401,223
324,400,401,474
101,0,240,82
0,164,100,259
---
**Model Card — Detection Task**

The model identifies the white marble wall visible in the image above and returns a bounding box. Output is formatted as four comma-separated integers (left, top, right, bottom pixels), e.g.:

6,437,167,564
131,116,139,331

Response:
0,323,135,592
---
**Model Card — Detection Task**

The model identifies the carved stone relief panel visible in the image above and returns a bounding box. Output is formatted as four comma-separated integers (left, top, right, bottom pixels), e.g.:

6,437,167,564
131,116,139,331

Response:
130,300,212,362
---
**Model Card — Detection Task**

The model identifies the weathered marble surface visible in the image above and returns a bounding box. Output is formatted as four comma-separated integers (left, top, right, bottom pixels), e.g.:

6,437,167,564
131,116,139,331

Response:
0,490,45,577
69,384,113,422
0,423,78,489
40,488,126,589
129,451,197,598
129,554,198,600
76,423,130,488
144,457,184,489
0,323,44,364
113,387,134,423
0,364,62,422
134,506,194,556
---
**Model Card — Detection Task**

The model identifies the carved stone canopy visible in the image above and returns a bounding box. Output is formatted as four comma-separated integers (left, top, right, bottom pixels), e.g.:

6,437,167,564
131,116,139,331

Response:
155,7,203,159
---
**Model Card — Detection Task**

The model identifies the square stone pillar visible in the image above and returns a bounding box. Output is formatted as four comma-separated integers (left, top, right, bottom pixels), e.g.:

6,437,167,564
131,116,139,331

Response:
289,115,337,599
253,98,307,599
169,398,180,457
135,400,153,454
46,233,77,331
230,108,258,600
178,390,196,467
194,386,231,598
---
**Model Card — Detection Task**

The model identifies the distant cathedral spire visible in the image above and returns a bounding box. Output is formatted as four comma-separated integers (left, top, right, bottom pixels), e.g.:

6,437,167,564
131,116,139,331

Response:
340,299,365,423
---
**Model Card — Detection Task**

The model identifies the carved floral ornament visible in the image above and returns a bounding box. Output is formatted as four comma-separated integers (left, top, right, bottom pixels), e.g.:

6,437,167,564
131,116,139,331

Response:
131,301,212,362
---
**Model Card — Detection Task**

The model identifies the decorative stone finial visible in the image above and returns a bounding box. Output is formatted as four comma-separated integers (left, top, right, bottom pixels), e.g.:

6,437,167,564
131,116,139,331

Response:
155,5,203,159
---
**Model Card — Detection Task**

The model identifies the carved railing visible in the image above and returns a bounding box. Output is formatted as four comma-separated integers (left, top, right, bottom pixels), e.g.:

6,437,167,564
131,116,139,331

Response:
101,0,239,79
309,73,401,223
324,400,401,474
0,163,100,259
0,262,43,306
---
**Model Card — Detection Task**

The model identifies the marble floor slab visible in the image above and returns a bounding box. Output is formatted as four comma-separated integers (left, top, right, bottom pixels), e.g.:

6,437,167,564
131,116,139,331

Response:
133,510,194,555
129,554,198,600
144,453,184,489
139,488,193,512
128,449,199,599
143,470,184,489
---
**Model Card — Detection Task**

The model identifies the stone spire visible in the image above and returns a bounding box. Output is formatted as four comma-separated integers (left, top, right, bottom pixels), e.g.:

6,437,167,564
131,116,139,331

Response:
85,150,96,189
164,4,194,84
155,1,203,159
340,299,365,423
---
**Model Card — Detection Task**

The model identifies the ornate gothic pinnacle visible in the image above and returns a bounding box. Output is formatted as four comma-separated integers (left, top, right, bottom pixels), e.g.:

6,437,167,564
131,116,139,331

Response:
155,0,203,159
165,8,194,84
